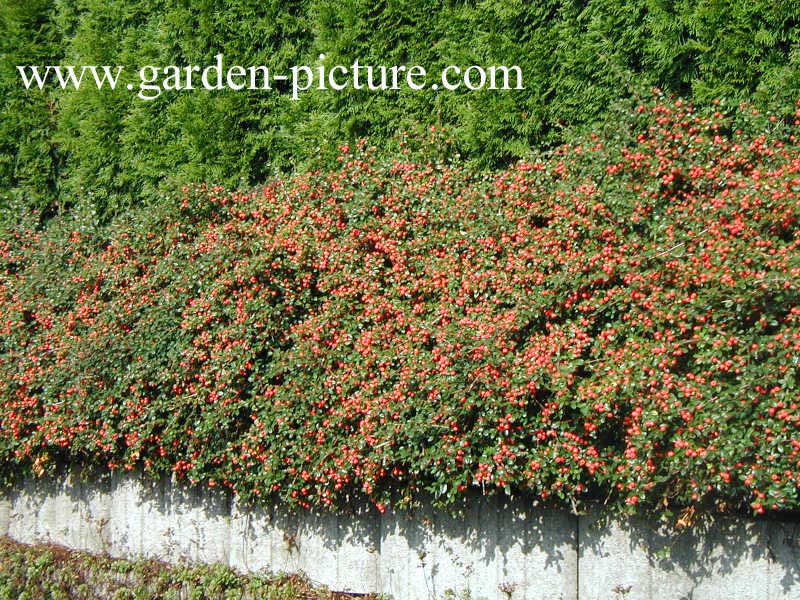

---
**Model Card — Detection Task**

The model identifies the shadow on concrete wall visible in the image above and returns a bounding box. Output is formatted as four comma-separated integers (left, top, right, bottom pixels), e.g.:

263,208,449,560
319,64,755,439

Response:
580,508,800,600
3,471,799,600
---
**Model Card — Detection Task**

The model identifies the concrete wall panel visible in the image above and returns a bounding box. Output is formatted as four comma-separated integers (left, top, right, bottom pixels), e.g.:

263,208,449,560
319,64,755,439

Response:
1,473,798,600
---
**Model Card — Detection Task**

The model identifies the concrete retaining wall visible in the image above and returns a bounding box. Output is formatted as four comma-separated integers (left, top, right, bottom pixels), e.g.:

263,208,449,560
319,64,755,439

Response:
1,471,798,600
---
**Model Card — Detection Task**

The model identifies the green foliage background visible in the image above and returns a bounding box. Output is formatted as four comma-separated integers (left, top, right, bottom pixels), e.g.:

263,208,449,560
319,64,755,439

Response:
1,0,799,218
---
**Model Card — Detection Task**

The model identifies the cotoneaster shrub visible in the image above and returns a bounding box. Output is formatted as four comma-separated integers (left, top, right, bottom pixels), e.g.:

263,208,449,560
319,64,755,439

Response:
1,97,799,519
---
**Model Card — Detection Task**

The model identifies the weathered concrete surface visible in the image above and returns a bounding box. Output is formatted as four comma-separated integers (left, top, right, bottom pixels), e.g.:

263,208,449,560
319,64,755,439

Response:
0,494,10,536
375,495,577,600
6,472,232,566
1,472,799,600
579,510,800,600
229,498,381,593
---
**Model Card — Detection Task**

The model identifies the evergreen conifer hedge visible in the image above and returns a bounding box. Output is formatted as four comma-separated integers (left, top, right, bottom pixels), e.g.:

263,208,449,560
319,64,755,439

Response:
2,1,799,217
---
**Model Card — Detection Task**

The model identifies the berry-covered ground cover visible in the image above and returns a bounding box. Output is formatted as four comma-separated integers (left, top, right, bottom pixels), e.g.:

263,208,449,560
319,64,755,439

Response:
1,98,799,519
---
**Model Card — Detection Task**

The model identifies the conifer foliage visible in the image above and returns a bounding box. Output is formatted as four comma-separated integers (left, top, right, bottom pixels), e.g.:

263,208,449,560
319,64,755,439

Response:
1,0,799,217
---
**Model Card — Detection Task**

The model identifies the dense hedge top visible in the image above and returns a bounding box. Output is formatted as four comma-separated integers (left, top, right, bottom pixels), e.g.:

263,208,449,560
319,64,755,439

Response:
2,0,800,217
1,99,799,518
